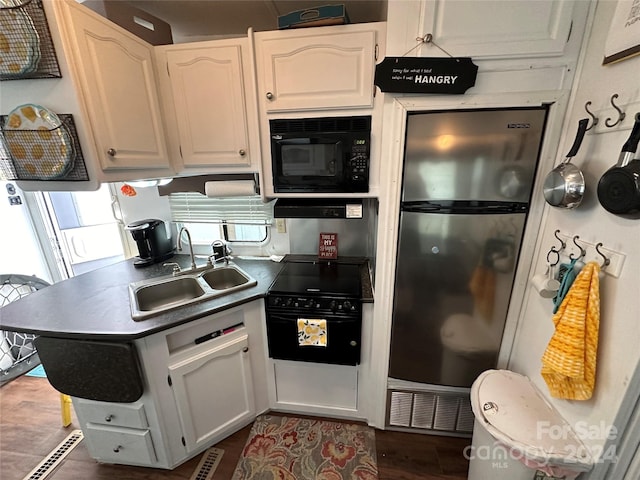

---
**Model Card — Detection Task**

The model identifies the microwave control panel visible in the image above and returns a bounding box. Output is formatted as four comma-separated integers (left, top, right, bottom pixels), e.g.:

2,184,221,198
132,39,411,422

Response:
348,138,370,186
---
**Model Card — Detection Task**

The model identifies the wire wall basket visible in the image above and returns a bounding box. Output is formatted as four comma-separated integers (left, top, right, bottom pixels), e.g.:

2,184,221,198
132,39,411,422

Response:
0,0,61,80
0,113,89,181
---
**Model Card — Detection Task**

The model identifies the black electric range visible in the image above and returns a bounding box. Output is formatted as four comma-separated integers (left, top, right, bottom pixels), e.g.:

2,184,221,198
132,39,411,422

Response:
265,259,363,365
270,261,361,296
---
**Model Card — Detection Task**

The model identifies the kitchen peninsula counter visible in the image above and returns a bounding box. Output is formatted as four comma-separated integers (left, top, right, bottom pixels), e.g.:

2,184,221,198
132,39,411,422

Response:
0,255,374,340
0,256,283,340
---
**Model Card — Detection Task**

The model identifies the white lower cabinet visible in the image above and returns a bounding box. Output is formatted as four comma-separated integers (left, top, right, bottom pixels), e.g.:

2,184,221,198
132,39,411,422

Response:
72,398,163,467
270,360,359,417
168,332,255,452
72,300,269,469
139,301,268,468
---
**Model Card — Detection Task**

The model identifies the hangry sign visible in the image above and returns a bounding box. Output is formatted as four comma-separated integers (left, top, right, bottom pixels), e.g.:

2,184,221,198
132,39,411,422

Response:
374,57,477,94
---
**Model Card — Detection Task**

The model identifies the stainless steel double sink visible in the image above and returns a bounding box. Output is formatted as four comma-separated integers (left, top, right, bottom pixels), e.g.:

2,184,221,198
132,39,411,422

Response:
129,264,257,320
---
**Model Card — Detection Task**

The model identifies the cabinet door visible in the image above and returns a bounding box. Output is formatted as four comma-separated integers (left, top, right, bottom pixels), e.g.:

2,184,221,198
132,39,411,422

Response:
420,0,575,59
166,44,251,168
256,28,376,112
168,333,254,452
60,1,169,171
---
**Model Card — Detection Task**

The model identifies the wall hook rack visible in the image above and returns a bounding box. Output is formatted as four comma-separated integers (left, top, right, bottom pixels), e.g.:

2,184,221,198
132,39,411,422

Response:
584,101,599,131
605,94,626,128
555,232,625,277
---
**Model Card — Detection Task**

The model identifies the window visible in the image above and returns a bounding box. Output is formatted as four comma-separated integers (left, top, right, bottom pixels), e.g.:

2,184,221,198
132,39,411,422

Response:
168,192,274,245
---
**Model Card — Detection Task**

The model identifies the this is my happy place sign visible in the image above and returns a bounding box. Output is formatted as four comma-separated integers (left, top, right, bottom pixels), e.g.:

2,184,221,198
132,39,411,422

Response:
374,57,478,94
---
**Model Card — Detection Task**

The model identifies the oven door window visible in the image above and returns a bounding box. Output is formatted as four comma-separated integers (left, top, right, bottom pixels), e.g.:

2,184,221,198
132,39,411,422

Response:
278,139,343,178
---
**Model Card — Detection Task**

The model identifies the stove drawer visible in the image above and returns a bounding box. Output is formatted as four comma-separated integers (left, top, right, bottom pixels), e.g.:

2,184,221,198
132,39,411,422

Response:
266,313,361,366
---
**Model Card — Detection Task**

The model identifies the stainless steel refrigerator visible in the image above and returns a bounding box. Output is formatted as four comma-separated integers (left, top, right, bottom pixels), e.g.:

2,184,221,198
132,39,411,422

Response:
387,107,547,434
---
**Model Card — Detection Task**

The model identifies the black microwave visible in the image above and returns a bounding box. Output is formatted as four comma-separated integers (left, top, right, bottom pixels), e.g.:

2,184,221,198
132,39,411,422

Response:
270,115,371,193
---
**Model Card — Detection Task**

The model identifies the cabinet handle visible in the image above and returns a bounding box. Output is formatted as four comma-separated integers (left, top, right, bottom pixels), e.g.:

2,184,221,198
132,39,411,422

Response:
107,148,117,157
266,92,274,100
243,347,249,353
105,414,113,422
350,341,358,347
113,445,122,453
238,149,246,156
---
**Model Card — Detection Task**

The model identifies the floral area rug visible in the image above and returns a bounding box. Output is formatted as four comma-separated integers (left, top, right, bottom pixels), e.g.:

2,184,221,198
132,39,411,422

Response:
231,414,378,479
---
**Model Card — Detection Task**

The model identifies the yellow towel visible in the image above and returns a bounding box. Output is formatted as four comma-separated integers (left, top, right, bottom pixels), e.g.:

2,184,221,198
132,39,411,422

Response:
297,319,327,347
541,261,600,400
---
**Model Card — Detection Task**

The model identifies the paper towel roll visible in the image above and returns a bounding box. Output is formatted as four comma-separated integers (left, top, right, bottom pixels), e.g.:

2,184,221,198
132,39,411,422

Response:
205,180,256,198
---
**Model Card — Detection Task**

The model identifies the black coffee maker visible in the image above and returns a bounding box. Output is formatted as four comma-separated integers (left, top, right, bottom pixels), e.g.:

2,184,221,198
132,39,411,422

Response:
125,219,174,268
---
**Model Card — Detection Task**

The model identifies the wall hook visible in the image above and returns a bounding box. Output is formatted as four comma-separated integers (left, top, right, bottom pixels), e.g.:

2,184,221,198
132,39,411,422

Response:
569,235,586,260
595,243,611,267
553,229,566,251
584,101,599,131
547,246,560,266
604,94,626,128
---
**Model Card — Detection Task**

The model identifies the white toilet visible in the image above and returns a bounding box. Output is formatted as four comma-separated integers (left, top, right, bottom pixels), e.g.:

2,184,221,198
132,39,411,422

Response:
468,370,593,480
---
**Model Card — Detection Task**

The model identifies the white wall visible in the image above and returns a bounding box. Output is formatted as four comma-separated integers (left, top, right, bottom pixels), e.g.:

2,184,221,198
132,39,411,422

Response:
0,0,101,191
508,0,640,457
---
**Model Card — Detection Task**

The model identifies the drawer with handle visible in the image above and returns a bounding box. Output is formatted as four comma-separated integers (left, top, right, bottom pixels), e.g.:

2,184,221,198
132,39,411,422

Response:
83,424,156,465
74,398,148,428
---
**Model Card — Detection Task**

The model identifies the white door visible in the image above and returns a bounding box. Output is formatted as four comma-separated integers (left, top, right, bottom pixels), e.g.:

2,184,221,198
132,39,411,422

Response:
59,0,170,171
168,333,254,452
418,0,575,59
0,181,54,282
255,26,378,112
165,42,251,168
43,184,126,277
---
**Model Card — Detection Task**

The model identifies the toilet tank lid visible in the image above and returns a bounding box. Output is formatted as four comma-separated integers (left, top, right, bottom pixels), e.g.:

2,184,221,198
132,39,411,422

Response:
470,370,593,469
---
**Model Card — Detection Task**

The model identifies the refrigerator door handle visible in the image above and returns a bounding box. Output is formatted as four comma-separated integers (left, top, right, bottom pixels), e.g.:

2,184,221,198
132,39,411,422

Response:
401,201,528,214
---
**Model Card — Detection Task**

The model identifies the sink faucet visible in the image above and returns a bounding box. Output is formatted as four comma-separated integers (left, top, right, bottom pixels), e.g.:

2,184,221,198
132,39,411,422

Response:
178,227,196,270
165,227,215,276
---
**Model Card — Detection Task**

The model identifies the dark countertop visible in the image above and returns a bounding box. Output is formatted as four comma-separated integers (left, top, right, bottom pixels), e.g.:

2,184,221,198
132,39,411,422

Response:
0,255,374,341
0,256,283,340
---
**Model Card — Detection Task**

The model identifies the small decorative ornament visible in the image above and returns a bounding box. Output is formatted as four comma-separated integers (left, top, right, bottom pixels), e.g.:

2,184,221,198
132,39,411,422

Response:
120,184,136,197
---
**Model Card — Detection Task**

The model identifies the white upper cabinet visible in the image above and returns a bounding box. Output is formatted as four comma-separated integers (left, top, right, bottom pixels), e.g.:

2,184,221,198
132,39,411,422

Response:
254,23,384,112
419,0,575,59
54,0,171,174
157,39,258,170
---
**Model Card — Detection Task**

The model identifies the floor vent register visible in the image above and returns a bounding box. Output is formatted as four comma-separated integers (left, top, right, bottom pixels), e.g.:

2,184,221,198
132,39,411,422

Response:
22,429,84,480
190,447,224,480
387,389,474,435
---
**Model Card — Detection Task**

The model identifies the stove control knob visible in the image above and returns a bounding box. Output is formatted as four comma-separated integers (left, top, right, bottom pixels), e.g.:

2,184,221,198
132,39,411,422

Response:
329,300,336,310
285,298,293,307
272,297,282,306
306,299,315,308
343,301,352,311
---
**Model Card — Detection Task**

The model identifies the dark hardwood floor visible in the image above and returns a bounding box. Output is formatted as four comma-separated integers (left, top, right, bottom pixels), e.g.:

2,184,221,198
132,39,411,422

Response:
0,376,469,479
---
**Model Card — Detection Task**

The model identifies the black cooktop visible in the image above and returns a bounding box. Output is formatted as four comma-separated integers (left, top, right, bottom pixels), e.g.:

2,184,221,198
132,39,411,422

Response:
269,261,362,297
